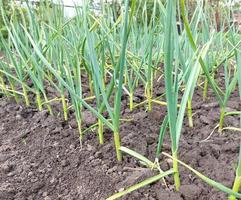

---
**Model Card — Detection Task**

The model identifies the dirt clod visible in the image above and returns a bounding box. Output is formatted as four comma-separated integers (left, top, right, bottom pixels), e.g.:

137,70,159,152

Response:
180,185,203,200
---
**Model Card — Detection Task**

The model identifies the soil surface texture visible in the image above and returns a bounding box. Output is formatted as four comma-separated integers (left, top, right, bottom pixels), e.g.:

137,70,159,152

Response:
0,85,241,200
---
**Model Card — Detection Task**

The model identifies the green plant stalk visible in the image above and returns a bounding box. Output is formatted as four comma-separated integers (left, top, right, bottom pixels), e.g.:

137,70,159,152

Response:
135,78,139,88
147,85,152,112
147,31,154,112
112,0,132,161
156,116,168,158
114,130,122,161
98,118,104,144
229,176,241,200
83,7,115,146
43,93,53,115
129,91,134,111
173,151,180,191
22,84,30,106
58,63,68,120
187,98,193,128
9,81,19,103
164,0,181,192
61,94,68,121
77,119,82,141
218,107,225,133
168,38,210,194
203,77,208,100
36,91,43,111
97,110,104,144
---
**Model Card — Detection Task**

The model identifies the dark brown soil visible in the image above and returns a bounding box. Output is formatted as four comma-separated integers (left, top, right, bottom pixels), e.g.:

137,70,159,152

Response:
0,84,241,200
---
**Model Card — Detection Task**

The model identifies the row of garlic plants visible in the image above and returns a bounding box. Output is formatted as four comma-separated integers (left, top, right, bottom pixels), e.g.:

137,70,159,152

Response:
1,0,241,199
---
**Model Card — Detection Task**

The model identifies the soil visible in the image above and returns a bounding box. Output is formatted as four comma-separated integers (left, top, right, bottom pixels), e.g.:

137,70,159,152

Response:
0,82,241,200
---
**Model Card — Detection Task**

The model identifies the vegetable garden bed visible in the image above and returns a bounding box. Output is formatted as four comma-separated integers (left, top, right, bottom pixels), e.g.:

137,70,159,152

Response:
0,78,240,200
1,0,241,199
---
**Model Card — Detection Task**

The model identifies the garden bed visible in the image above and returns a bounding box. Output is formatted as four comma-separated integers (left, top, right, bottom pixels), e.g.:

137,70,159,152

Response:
1,1,241,199
0,83,240,200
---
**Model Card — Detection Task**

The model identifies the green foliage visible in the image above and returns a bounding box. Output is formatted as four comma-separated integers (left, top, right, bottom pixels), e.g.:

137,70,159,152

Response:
35,0,55,23
0,0,10,39
0,1,29,39
132,0,160,24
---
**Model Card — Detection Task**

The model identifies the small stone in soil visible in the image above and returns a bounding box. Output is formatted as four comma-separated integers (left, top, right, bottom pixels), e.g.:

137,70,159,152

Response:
94,151,103,159
69,119,78,129
200,115,212,124
86,144,94,151
118,188,124,192
16,114,22,120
